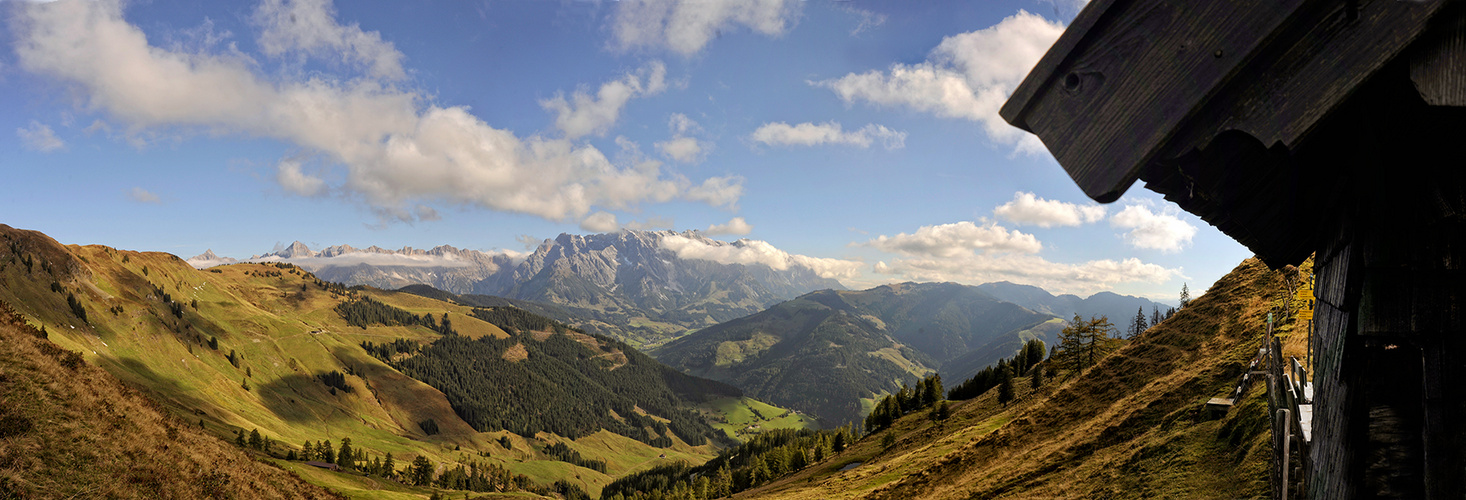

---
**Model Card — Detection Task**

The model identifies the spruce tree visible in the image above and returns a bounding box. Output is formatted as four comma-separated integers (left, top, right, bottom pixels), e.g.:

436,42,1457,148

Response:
302,440,314,460
337,437,354,470
996,366,1015,407
1180,283,1191,307
383,452,395,478
248,429,263,450
923,374,942,407
320,440,335,464
410,455,434,486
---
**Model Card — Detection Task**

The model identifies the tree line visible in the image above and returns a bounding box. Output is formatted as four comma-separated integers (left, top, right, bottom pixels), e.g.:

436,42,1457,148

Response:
946,338,1048,405
233,429,590,499
864,373,947,434
335,296,457,335
470,306,565,334
602,427,858,500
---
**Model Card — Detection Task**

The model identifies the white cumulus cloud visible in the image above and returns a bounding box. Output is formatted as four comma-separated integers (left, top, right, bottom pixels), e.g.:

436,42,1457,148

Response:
993,191,1106,227
657,136,703,163
861,221,1041,257
662,235,861,280
811,10,1063,154
705,216,752,236
656,113,705,163
541,61,667,139
685,176,744,209
611,0,800,56
17,121,64,152
750,121,905,150
12,0,733,223
1110,205,1198,252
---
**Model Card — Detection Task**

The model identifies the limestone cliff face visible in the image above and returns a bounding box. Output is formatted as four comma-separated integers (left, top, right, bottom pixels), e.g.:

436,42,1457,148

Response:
481,230,845,325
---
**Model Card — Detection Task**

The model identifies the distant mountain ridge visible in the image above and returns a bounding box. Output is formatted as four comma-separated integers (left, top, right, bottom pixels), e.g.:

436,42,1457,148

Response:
976,281,1172,327
190,230,845,346
654,282,1055,424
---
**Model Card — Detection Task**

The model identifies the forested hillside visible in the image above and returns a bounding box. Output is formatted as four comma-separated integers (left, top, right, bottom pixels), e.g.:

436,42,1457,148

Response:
383,310,741,447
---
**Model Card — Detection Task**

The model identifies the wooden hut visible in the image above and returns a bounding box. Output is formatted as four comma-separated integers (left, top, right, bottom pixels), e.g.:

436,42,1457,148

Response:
1002,0,1466,498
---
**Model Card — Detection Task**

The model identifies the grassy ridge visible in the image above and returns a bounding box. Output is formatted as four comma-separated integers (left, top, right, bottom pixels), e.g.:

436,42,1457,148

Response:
0,302,339,499
739,258,1279,499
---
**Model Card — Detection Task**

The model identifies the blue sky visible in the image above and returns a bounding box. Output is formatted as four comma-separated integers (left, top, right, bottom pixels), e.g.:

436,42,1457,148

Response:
0,0,1251,302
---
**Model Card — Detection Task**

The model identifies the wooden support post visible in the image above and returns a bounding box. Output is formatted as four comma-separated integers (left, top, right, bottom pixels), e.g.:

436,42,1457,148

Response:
1279,409,1292,500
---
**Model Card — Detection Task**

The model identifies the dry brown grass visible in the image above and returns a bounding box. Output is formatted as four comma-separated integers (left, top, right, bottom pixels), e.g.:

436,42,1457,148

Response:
0,306,341,500
748,257,1285,500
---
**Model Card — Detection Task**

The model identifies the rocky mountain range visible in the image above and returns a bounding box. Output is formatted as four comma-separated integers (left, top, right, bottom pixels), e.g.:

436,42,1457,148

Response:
188,230,845,345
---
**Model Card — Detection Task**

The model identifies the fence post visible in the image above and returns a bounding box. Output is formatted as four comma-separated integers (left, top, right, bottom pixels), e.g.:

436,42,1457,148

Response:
1277,408,1291,499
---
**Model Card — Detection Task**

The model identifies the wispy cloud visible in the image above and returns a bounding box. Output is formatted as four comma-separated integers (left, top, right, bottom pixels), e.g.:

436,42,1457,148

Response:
17,121,64,152
128,187,161,204
541,61,667,139
611,0,800,56
254,0,405,80
751,121,905,150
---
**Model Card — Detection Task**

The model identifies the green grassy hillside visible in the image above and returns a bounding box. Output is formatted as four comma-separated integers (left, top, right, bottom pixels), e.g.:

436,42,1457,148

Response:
0,224,778,499
0,301,339,499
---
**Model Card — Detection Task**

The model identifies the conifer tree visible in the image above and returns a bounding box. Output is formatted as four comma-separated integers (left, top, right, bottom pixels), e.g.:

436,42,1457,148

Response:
880,431,896,449
302,440,314,460
410,455,435,486
337,437,355,470
235,430,246,447
320,440,335,464
248,429,263,450
1180,283,1191,307
383,452,396,478
997,366,1015,407
1131,307,1148,338
923,374,942,407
